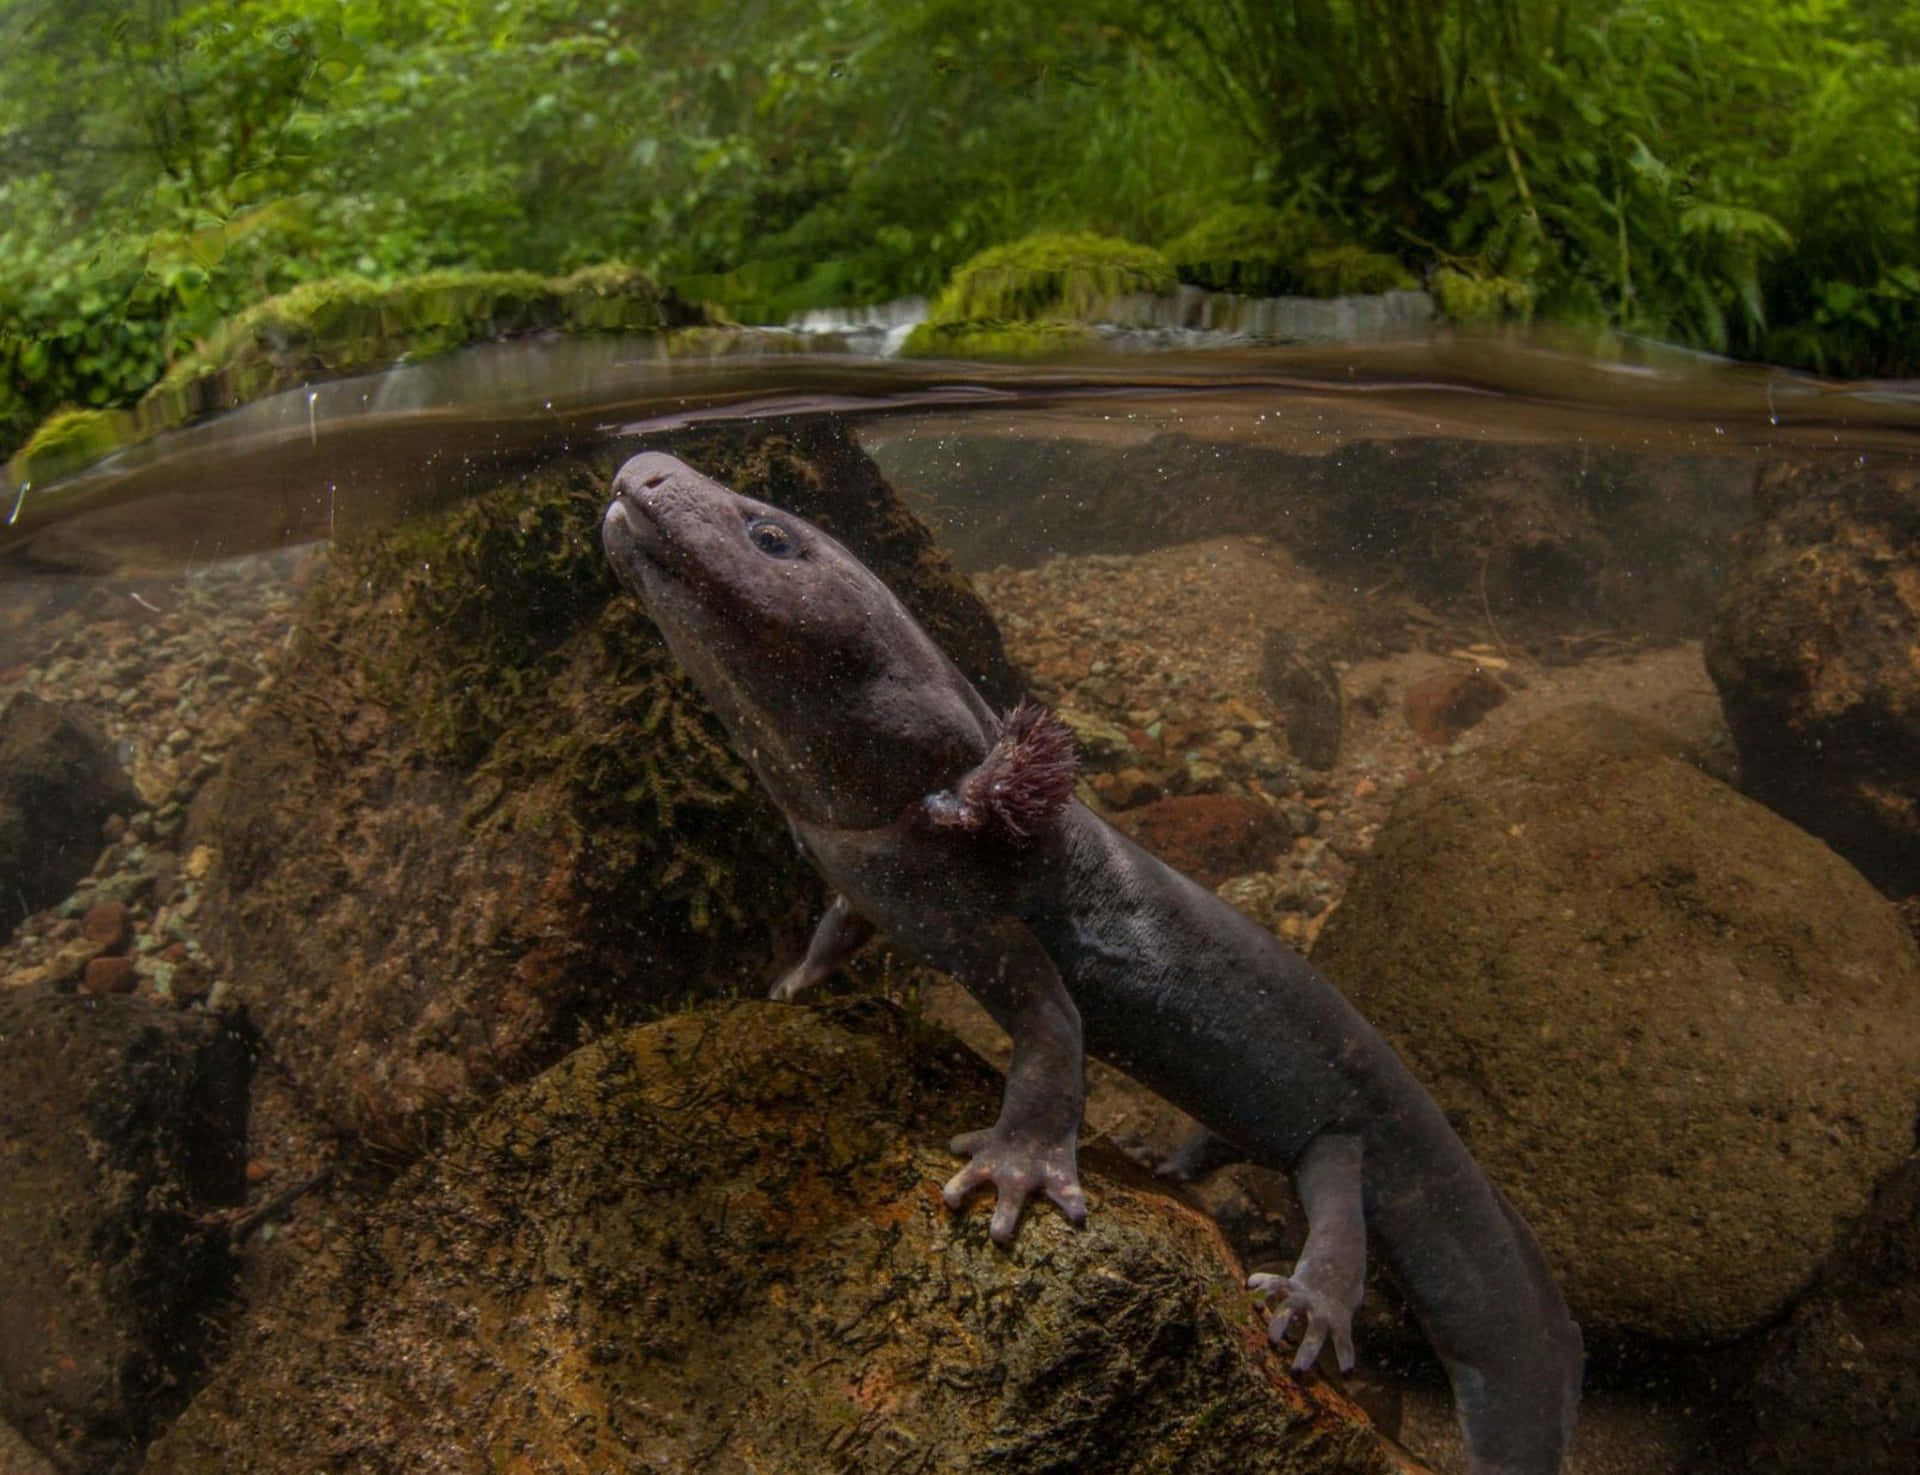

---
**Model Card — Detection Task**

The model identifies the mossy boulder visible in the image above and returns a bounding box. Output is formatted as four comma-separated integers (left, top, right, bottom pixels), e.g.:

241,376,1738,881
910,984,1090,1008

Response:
1165,211,1415,301
1165,206,1326,296
1311,705,1920,1343
1294,245,1418,298
4,265,719,483
143,263,710,431
1432,268,1537,325
146,1000,1405,1475
187,418,1020,1144
902,231,1175,358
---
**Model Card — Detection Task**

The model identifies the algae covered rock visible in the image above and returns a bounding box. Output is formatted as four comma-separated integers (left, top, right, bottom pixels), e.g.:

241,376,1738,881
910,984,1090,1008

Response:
188,419,1018,1142
147,1000,1403,1475
903,231,1175,358
1292,245,1417,298
1165,209,1414,301
1310,705,1920,1343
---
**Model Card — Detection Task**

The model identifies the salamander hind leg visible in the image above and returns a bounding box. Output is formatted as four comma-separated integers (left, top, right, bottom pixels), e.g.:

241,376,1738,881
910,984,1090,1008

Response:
1250,1131,1366,1374
769,894,875,1002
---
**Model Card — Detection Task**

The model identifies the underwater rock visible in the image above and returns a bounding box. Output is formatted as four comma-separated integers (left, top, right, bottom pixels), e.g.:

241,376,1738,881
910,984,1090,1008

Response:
1310,705,1920,1343
1708,1151,1920,1475
0,692,137,933
1401,667,1507,746
1261,630,1345,769
145,1000,1407,1475
1706,457,1920,899
188,421,1018,1144
0,989,251,1474
871,431,1748,641
1111,794,1294,889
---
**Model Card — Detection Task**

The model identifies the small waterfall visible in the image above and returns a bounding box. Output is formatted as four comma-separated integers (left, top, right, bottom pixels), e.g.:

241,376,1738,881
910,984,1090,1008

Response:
784,298,930,356
1099,286,1435,346
780,287,1435,357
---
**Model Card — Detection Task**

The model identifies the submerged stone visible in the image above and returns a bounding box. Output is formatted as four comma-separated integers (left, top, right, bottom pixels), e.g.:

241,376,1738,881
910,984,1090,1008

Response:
147,1001,1403,1475
1312,705,1920,1343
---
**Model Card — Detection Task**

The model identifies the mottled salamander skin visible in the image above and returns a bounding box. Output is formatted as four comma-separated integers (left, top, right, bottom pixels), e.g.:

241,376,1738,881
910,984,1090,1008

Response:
602,452,1582,1475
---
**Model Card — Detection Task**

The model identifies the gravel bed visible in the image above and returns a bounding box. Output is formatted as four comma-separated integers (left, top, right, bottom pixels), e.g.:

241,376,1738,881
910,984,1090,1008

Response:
0,547,317,1004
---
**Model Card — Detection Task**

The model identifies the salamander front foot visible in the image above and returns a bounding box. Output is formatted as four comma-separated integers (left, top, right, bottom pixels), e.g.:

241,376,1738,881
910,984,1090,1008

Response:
942,1124,1087,1245
1249,1271,1359,1374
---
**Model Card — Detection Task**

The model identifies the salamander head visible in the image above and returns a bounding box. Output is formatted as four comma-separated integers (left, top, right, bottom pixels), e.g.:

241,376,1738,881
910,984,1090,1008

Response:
602,451,996,830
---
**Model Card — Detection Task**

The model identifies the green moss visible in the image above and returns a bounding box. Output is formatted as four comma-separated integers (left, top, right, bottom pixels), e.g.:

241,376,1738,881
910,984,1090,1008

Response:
929,232,1174,323
6,405,135,486
899,319,1097,359
901,231,1171,359
1433,268,1537,325
1294,245,1418,297
1163,206,1326,295
1165,211,1416,299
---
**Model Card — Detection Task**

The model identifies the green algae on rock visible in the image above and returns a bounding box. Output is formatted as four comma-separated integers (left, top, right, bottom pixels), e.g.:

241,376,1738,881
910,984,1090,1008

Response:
1292,245,1418,298
145,1000,1405,1475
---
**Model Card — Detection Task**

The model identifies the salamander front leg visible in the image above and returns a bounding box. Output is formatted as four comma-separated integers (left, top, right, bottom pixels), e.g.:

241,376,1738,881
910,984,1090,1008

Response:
938,923,1087,1245
769,894,875,1002
1250,1130,1366,1373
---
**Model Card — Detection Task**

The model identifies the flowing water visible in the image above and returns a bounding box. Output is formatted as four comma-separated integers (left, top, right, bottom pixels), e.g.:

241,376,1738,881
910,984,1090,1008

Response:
3,331,1917,1474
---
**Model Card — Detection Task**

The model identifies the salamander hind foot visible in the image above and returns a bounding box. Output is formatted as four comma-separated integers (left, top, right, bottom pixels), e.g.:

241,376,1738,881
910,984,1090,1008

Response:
942,1124,1087,1246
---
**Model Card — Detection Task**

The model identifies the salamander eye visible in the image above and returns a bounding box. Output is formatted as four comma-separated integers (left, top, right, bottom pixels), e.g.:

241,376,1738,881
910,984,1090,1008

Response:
747,517,795,558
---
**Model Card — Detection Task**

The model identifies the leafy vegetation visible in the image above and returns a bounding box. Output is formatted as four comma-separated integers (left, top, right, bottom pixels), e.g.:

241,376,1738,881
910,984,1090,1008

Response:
2,0,1917,454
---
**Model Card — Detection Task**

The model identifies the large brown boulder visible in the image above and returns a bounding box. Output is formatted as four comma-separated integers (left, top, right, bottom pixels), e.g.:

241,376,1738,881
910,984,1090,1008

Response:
1310,705,1920,1343
146,1001,1407,1475
188,419,1019,1143
1706,458,1920,898
0,989,251,1474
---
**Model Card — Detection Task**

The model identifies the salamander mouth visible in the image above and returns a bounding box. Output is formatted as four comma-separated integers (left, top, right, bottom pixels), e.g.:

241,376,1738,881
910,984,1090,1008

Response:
604,486,664,557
